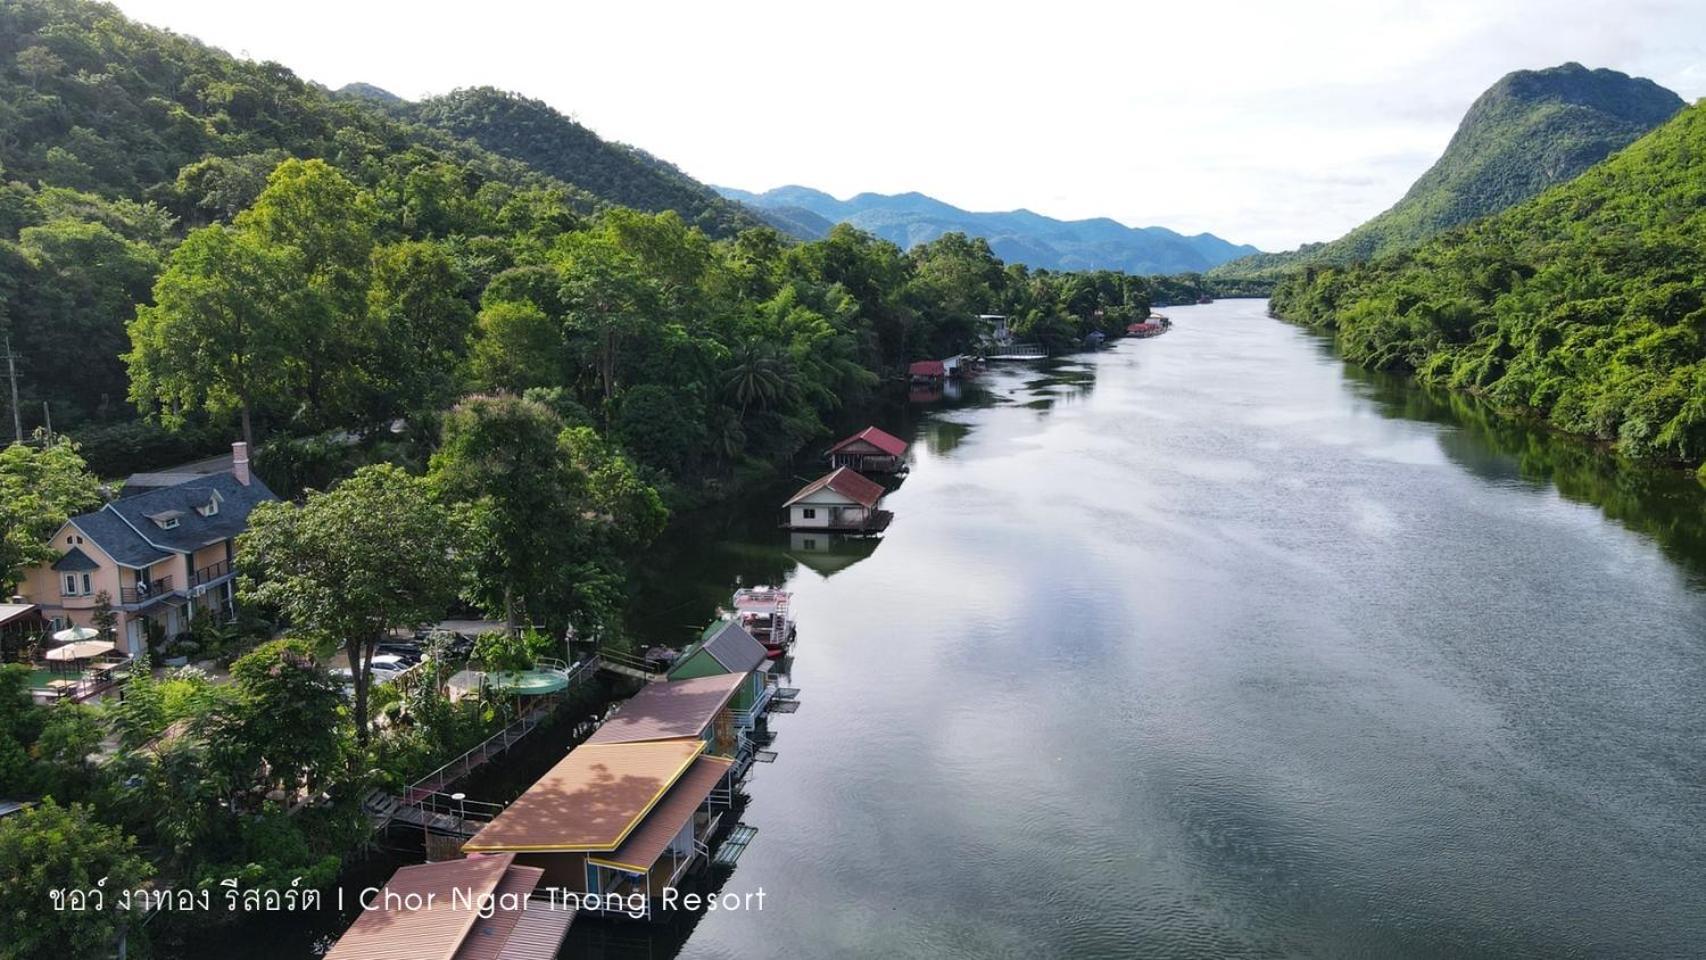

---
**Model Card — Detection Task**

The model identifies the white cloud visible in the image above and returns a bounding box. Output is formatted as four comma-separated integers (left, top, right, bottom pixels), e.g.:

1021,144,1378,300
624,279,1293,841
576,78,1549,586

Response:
110,0,1706,251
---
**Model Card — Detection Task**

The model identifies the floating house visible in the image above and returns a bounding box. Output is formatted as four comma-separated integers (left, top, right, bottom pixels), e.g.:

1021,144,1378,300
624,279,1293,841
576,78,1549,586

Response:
728,586,795,657
586,672,747,756
1126,321,1165,338
668,620,774,726
781,467,890,534
462,740,733,915
826,426,909,474
908,359,946,384
324,854,574,960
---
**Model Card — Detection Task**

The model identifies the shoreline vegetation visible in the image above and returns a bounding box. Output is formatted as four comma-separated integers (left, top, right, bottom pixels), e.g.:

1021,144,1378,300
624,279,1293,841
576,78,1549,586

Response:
1269,101,1706,483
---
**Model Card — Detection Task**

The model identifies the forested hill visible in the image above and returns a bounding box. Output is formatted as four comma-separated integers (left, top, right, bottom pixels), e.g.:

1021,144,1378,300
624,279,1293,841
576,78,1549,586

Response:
1269,100,1706,475
719,185,1260,274
402,88,766,239
1213,63,1683,282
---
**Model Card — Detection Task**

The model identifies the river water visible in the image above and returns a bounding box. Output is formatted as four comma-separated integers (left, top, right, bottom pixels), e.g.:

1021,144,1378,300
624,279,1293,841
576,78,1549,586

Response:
608,299,1705,959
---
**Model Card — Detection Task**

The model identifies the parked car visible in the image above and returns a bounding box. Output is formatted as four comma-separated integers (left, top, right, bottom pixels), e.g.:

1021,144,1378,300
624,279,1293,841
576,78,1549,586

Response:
375,642,424,665
368,654,411,680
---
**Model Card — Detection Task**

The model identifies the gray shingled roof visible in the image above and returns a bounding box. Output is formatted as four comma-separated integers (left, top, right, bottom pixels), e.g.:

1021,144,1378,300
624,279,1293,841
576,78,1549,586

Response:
50,546,100,572
67,472,277,567
69,511,171,568
697,620,768,674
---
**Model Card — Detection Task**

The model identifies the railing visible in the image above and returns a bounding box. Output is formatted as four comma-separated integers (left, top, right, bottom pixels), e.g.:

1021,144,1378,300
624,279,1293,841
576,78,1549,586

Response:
190,559,232,587
414,789,505,824
594,647,662,678
403,701,554,799
120,576,174,605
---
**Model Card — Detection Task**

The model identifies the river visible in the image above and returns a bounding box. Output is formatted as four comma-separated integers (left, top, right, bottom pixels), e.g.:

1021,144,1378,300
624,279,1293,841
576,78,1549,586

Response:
190,298,1706,958
604,298,1706,959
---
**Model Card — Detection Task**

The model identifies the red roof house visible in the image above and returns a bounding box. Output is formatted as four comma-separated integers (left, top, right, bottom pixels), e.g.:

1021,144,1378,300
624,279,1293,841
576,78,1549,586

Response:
826,426,909,473
782,467,891,533
908,360,946,381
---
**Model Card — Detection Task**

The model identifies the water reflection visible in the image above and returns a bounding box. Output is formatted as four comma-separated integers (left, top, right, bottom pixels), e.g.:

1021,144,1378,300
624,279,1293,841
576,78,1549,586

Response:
1342,361,1706,585
786,532,882,578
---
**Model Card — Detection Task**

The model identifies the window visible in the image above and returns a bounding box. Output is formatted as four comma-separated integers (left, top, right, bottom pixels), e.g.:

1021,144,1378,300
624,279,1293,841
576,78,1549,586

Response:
802,538,818,550
158,517,179,529
802,508,817,519
81,573,92,594
63,574,78,595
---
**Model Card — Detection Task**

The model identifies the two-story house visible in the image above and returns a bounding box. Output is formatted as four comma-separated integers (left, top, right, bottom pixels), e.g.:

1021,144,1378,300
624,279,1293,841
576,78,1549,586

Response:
19,442,276,656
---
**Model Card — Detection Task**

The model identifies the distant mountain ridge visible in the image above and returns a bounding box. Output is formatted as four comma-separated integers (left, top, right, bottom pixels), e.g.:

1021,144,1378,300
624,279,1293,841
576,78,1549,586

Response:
719,185,1260,274
1212,62,1684,280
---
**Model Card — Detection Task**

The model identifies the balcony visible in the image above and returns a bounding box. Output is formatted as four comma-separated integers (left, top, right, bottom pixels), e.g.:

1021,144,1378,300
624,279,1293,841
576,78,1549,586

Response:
120,575,174,606
190,558,233,589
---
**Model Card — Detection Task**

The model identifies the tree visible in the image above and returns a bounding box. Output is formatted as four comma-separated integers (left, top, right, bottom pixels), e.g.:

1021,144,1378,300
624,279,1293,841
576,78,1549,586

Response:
89,592,115,643
554,231,659,407
125,224,301,448
218,639,346,794
428,395,579,634
0,799,152,960
13,46,64,92
239,465,464,745
364,241,474,419
12,217,161,422
466,300,563,391
30,705,104,801
233,159,379,431
0,438,100,592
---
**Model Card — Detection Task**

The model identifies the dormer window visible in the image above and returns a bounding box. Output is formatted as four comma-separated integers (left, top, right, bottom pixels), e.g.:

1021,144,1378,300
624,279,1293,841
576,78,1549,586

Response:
196,493,221,518
146,509,183,530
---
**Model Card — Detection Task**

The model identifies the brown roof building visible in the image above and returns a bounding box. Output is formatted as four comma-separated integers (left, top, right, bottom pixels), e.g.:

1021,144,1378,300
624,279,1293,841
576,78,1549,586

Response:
461,740,735,912
323,854,573,960
585,673,745,753
463,741,705,854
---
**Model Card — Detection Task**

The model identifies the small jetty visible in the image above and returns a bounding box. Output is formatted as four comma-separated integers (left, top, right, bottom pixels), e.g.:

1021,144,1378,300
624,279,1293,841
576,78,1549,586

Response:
781,467,892,534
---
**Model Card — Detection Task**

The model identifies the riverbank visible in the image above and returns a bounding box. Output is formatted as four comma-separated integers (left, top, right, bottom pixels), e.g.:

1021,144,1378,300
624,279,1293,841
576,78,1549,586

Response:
1268,299,1706,486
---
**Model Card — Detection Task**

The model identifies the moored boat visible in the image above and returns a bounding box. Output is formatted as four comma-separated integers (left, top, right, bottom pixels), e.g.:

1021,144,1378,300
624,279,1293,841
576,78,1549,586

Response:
728,586,795,658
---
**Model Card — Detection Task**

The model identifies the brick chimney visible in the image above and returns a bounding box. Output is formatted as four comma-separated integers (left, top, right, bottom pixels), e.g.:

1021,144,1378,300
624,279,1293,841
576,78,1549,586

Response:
232,441,251,486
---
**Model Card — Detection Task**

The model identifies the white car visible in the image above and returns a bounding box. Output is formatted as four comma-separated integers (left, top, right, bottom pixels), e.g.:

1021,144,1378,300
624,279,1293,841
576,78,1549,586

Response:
330,654,411,687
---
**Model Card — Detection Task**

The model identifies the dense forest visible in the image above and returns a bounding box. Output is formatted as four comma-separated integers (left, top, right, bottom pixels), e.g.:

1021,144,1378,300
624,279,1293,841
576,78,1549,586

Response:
1213,63,1683,282
400,86,766,239
1270,101,1706,477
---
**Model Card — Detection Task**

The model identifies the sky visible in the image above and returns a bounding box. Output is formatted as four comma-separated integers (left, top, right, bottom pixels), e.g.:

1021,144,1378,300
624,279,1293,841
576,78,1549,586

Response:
110,0,1706,251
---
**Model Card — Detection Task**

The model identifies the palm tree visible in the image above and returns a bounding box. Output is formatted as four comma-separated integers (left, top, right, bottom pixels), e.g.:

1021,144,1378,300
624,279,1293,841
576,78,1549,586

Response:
723,340,789,417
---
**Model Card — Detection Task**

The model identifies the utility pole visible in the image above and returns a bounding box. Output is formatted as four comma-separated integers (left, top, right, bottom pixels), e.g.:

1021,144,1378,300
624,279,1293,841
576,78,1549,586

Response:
1,336,20,444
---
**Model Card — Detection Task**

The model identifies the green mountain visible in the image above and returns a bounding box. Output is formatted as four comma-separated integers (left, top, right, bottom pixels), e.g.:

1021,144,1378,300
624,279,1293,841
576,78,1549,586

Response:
403,88,766,238
1269,100,1706,470
718,185,1260,274
1214,63,1683,280
333,81,405,106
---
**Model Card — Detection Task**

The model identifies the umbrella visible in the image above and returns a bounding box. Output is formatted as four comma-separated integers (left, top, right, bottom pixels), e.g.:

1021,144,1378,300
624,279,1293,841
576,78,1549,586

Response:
44,639,116,662
52,625,99,644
